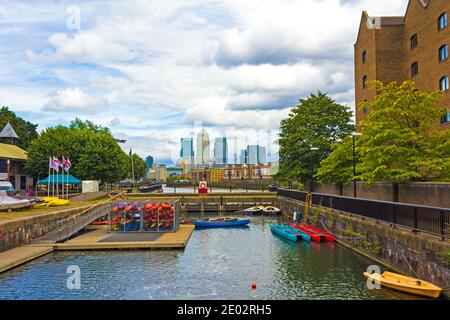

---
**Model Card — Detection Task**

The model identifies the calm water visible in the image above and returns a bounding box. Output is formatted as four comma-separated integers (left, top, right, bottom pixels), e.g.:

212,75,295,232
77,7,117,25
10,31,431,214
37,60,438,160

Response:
0,218,422,300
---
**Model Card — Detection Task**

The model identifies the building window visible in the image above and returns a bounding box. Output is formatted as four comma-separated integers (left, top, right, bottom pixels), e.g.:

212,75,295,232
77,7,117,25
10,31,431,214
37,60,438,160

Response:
442,109,450,124
410,34,418,49
439,45,449,62
411,62,419,77
440,76,449,91
438,13,448,31
362,75,368,89
362,51,367,64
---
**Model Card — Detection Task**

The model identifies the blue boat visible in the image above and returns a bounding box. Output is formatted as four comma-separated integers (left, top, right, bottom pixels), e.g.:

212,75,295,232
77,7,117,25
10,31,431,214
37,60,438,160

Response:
270,224,311,242
193,219,250,229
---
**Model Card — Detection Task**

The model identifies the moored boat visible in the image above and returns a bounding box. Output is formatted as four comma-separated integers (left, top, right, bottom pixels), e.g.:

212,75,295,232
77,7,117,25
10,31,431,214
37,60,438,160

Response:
270,224,311,242
243,206,265,215
363,271,443,299
193,219,250,229
281,225,311,242
262,206,281,215
290,224,323,242
302,224,335,242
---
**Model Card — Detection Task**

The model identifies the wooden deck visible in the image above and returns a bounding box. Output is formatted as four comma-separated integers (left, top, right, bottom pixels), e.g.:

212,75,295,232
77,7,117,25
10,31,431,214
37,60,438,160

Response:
0,245,53,274
54,225,195,250
0,225,195,274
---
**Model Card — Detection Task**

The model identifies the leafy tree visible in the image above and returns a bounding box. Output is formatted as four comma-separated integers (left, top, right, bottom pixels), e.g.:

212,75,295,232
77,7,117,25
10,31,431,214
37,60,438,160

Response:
69,118,111,134
127,153,147,180
26,124,129,183
0,106,38,149
315,137,356,184
276,92,355,183
358,81,446,184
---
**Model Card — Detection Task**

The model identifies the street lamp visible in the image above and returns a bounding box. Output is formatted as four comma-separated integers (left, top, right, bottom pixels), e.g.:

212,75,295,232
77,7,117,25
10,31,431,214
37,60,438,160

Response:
351,132,362,198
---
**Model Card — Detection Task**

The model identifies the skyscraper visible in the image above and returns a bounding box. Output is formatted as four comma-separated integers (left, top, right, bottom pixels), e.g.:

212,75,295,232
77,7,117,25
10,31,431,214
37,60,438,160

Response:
214,137,228,164
239,149,248,164
145,155,154,175
180,138,194,158
247,145,266,164
196,128,210,166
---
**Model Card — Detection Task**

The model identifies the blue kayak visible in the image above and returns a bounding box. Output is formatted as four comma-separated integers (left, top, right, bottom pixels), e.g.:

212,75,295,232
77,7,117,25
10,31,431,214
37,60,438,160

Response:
270,224,311,242
193,219,250,229
281,224,311,242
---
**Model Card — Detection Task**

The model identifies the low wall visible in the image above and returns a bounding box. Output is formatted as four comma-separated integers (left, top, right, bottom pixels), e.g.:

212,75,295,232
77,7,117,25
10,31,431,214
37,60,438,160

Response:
309,182,450,208
0,206,92,252
277,196,450,295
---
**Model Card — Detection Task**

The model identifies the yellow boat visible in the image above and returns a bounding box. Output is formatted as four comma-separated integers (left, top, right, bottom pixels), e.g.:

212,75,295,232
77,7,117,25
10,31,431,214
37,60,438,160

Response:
363,271,443,299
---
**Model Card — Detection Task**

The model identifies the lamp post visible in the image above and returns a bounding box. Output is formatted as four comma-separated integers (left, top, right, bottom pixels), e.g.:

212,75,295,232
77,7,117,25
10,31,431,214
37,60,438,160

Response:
351,132,362,198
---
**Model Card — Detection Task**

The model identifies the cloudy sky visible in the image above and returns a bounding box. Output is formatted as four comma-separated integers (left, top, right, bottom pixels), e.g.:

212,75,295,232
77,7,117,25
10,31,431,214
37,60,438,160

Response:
0,0,408,164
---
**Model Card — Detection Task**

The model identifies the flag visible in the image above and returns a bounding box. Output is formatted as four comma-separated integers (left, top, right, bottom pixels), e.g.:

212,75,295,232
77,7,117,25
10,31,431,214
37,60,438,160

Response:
63,157,72,171
51,157,60,172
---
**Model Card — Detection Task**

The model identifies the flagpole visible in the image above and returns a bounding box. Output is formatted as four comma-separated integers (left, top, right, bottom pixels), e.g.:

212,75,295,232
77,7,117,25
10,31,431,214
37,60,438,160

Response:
61,160,64,200
47,157,51,197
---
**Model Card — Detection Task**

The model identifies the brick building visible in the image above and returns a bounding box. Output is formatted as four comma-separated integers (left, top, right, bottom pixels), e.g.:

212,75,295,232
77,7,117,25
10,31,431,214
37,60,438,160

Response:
355,0,450,130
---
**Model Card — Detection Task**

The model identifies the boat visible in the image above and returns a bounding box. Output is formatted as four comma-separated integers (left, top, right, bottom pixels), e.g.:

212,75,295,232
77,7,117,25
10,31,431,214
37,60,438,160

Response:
302,224,335,242
193,219,250,229
243,206,265,215
281,225,311,242
270,224,311,242
262,206,281,215
290,224,323,243
0,191,31,211
363,271,443,299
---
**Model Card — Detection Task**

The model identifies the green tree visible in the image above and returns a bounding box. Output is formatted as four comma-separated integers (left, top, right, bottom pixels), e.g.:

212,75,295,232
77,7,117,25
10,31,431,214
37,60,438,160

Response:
358,81,446,184
69,118,111,134
315,137,355,184
26,124,129,183
127,153,147,180
0,106,38,149
276,92,355,183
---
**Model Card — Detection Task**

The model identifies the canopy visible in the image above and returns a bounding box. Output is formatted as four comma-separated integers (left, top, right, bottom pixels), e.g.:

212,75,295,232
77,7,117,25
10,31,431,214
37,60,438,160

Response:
37,174,82,185
0,143,27,161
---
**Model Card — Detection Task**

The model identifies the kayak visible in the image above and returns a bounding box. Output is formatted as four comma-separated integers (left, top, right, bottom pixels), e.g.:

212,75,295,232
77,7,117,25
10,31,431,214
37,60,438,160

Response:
290,224,323,243
302,224,335,242
281,225,311,242
363,272,443,299
193,219,250,229
270,224,311,242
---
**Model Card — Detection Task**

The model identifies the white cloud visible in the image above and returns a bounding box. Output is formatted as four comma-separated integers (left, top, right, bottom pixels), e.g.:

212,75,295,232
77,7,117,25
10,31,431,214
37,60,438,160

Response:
43,88,108,113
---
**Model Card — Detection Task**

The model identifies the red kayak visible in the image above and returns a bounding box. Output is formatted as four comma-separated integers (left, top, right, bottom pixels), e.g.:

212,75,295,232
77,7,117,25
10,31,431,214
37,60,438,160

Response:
290,224,323,243
302,224,335,242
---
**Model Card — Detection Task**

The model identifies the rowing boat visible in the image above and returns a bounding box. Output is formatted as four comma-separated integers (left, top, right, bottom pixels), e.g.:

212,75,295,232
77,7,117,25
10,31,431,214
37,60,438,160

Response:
302,224,335,242
193,219,250,229
270,224,311,242
290,224,323,242
363,272,443,298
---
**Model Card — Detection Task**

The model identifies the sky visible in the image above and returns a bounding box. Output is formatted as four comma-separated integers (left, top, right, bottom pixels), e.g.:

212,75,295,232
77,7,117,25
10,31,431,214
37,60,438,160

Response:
0,0,409,165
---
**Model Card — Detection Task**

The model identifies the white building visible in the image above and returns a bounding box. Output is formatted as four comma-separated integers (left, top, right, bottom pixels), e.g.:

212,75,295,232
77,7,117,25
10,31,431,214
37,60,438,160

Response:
195,128,210,166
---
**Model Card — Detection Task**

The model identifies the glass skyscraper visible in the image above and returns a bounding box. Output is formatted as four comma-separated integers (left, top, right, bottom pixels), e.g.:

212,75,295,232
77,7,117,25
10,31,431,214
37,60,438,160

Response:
180,138,194,158
246,145,266,164
214,137,228,164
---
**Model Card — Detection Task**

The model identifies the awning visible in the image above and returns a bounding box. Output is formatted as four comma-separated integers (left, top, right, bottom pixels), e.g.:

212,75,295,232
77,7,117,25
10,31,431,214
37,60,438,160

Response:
0,143,27,161
37,174,82,185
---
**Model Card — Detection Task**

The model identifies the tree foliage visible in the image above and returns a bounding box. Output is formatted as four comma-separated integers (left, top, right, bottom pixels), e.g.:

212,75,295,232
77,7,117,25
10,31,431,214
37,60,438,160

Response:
276,92,355,183
128,154,147,180
0,106,38,149
315,81,450,185
25,124,129,183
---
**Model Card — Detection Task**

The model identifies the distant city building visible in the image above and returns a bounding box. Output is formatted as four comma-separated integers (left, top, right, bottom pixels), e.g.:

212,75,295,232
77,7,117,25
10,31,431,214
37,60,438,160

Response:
239,149,248,164
190,168,211,183
152,164,167,182
247,145,266,164
180,138,194,171
167,167,184,177
145,155,154,175
213,137,228,165
210,168,225,182
196,129,210,166
224,163,273,181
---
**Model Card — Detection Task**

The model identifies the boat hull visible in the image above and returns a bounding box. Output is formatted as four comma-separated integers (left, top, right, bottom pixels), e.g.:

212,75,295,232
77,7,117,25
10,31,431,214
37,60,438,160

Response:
363,272,442,299
291,224,323,242
270,224,299,242
193,219,250,229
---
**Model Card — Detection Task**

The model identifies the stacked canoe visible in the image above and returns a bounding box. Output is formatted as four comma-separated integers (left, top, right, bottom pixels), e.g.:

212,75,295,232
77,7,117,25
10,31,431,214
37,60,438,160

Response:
290,223,335,243
270,224,311,242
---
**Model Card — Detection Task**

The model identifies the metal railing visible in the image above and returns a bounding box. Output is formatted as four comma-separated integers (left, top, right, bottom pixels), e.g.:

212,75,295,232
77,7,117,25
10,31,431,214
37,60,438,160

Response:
277,188,450,240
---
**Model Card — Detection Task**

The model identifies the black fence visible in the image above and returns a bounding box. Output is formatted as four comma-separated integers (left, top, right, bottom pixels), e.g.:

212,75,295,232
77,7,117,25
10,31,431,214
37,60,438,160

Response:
277,188,450,240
